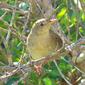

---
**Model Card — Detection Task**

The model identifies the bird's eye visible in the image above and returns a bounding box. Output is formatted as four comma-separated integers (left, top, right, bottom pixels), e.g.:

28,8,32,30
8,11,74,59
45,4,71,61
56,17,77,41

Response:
40,23,44,26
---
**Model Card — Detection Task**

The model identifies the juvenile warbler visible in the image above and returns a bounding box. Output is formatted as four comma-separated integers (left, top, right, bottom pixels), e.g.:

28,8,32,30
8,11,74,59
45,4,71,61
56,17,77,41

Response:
27,18,62,60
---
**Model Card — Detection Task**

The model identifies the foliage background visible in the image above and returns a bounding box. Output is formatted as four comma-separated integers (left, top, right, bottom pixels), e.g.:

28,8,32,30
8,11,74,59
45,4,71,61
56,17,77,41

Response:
0,0,85,85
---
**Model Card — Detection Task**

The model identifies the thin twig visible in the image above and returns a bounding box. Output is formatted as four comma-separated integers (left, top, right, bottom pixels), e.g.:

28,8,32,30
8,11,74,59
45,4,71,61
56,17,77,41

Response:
53,60,72,85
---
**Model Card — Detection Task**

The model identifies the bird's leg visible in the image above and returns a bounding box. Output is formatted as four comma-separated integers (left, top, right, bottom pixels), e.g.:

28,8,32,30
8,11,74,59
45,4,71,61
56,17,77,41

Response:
34,64,42,75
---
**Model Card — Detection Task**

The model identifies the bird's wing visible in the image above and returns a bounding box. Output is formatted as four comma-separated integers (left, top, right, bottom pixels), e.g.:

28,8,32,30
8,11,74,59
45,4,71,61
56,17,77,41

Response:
49,28,63,50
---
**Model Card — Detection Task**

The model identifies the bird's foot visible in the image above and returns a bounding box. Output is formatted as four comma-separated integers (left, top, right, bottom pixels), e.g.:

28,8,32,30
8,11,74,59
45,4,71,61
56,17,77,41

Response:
34,64,42,75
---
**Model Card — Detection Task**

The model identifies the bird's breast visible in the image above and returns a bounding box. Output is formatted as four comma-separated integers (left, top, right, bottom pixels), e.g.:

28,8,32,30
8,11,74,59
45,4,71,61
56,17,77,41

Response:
27,31,58,60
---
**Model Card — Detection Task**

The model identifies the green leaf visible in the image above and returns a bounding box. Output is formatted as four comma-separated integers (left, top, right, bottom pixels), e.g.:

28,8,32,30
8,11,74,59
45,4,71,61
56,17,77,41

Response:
4,13,12,23
0,9,5,16
6,75,20,85
57,8,66,19
81,13,85,21
43,77,52,85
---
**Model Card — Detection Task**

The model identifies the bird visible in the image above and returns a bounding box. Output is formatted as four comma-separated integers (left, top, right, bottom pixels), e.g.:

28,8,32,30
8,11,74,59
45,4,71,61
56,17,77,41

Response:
27,18,63,74
27,18,62,61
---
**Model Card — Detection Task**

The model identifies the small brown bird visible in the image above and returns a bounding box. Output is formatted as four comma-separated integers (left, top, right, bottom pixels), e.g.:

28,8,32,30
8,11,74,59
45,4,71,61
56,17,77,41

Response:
27,18,63,74
27,18,62,60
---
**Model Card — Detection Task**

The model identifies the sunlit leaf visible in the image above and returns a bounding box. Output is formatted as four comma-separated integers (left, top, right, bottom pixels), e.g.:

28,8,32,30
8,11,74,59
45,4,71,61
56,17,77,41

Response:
43,77,52,85
57,8,66,19
81,13,85,21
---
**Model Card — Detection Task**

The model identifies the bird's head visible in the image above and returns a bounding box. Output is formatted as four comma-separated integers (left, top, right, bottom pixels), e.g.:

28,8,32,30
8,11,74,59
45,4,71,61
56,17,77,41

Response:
32,18,57,32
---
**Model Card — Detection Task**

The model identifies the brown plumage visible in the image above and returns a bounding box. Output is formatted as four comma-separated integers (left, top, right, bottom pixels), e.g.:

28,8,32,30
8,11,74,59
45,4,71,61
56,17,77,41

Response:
27,18,62,60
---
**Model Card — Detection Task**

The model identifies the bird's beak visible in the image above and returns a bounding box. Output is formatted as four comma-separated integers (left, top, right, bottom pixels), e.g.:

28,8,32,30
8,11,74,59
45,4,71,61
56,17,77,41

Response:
49,18,57,24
